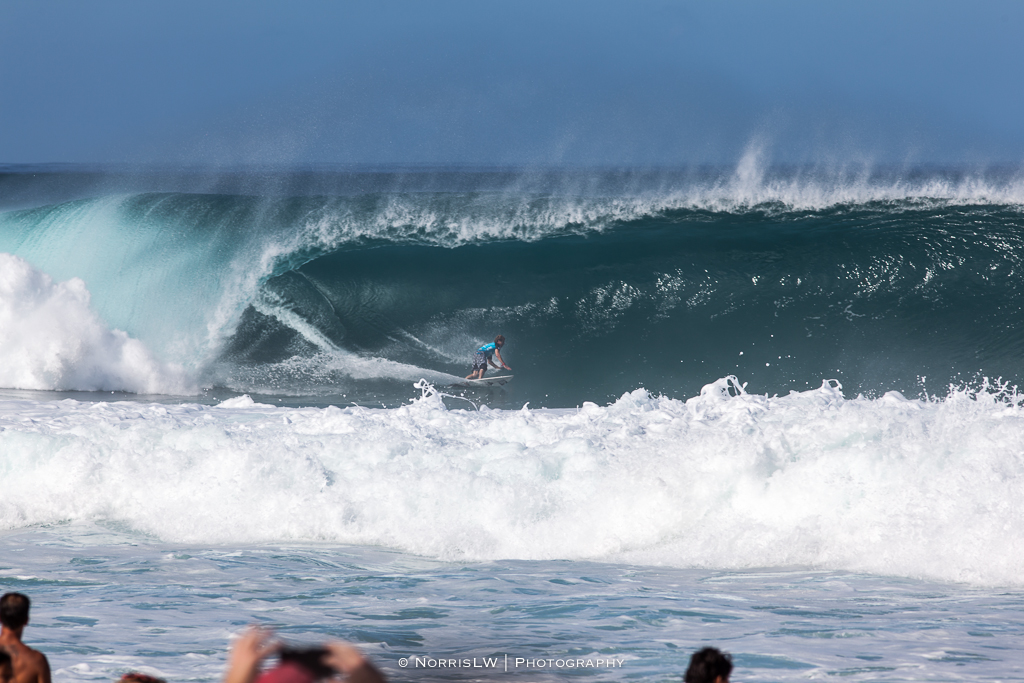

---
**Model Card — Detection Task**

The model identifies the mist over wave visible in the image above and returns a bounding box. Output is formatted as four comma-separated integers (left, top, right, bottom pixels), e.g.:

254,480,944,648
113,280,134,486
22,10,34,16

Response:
2,379,1023,586
2,157,1024,402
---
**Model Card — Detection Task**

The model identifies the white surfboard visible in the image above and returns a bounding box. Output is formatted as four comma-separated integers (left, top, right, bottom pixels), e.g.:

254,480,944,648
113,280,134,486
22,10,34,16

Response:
453,374,513,388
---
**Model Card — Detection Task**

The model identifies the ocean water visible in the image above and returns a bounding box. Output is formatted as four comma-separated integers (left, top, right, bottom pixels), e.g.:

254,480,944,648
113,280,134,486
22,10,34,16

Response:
2,160,1024,681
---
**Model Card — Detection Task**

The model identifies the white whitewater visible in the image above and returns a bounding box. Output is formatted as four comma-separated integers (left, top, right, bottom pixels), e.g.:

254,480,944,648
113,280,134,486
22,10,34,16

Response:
0,253,193,394
2,376,1022,587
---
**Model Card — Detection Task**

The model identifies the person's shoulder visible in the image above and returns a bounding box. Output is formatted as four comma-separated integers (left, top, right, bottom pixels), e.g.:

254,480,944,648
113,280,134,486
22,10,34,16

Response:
26,645,50,663
15,644,50,670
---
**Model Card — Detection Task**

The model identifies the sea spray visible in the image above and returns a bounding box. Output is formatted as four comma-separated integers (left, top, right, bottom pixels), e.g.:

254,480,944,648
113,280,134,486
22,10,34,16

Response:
0,253,193,393
2,377,1023,586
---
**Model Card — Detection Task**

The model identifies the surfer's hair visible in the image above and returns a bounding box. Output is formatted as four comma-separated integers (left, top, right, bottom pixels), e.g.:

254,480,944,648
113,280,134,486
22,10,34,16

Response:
684,647,732,683
0,648,11,669
0,593,30,629
495,335,505,345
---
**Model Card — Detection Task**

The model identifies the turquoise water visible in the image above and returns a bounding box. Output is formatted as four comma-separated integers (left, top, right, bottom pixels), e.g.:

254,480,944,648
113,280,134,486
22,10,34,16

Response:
3,164,1024,406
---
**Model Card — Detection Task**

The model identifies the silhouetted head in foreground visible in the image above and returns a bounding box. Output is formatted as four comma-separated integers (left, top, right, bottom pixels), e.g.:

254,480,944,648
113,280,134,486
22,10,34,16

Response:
0,648,13,683
0,594,29,631
684,647,732,683
119,674,166,683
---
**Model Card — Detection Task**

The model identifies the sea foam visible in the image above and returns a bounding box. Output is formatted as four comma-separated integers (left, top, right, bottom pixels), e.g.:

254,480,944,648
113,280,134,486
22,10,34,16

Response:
1,377,1022,586
0,253,193,394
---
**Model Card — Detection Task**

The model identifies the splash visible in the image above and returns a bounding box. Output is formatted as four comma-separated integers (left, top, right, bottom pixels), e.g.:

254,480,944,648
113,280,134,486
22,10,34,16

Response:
2,377,1023,586
0,253,193,393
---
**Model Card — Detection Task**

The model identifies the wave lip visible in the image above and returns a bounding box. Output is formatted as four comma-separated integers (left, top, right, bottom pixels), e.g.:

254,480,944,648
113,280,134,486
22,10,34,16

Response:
673,148,1024,213
0,253,194,394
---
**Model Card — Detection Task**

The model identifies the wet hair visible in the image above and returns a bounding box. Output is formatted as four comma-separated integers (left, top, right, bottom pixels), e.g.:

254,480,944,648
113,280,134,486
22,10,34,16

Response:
0,648,11,668
684,647,732,683
119,674,167,683
494,335,505,345
0,593,29,630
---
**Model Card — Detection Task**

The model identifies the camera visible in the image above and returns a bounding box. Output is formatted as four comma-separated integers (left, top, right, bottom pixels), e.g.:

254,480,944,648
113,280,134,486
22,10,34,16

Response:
278,647,334,680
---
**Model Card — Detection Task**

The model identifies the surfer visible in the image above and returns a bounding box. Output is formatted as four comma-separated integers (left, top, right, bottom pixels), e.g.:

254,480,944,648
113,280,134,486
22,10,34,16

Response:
466,335,511,380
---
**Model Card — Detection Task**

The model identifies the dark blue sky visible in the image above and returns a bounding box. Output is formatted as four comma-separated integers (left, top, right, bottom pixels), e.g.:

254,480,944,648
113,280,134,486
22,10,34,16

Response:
2,0,1022,166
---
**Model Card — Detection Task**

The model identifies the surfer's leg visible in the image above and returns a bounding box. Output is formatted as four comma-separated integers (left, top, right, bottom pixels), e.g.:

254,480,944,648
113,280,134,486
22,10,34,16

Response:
468,353,487,379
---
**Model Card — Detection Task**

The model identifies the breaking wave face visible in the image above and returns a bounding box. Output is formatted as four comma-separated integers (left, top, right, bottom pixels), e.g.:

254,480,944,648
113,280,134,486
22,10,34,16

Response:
2,378,1024,587
1,157,1024,403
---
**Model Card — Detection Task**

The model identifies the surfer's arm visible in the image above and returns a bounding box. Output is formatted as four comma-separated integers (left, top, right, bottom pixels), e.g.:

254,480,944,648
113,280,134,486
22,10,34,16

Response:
494,349,510,370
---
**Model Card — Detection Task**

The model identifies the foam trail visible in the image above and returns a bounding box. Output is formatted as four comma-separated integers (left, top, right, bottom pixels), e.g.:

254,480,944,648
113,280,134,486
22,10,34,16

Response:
0,253,194,393
2,377,1023,586
212,352,465,396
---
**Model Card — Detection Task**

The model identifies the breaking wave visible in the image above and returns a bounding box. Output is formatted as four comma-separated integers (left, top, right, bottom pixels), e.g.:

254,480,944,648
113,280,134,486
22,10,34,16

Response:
1,157,1023,402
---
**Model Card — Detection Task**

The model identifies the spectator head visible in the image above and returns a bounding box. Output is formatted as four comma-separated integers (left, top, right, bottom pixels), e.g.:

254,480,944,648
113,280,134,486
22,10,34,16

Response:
684,647,732,683
0,648,12,683
256,661,319,683
257,647,335,683
0,594,30,630
118,674,166,683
